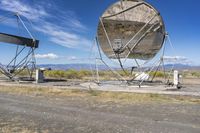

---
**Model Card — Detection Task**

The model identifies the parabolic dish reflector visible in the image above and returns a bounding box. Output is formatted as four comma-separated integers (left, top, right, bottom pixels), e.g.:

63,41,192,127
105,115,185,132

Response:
97,0,165,60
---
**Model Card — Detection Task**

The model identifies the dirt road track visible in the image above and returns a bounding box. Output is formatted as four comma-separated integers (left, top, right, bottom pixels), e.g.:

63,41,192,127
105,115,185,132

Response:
0,92,200,133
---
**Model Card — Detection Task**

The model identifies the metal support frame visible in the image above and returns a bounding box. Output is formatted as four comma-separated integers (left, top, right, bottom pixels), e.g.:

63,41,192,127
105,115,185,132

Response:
89,37,127,85
91,31,177,87
93,1,174,87
0,12,37,81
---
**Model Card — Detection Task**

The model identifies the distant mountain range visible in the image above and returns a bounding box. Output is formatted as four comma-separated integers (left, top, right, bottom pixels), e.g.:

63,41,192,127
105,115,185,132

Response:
37,64,110,71
37,64,200,71
164,64,200,71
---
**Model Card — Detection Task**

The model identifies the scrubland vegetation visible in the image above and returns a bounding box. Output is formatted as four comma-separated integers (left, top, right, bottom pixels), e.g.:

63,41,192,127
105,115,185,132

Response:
44,69,130,80
44,69,91,79
149,71,166,78
1,69,200,81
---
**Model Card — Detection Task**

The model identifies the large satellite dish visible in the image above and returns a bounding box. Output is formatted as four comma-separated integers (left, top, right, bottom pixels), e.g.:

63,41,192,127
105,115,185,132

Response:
92,0,169,85
97,0,165,60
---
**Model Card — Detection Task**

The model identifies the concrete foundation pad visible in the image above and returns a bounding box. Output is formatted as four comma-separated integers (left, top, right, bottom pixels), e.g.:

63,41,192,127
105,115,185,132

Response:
80,82,200,97
0,79,199,97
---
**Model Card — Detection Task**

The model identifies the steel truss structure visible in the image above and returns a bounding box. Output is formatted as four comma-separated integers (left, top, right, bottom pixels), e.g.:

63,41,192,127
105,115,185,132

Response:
90,34,176,87
90,0,177,87
0,12,39,81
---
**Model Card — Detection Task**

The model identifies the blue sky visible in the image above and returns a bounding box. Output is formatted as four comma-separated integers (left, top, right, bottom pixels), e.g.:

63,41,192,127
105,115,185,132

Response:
0,0,199,66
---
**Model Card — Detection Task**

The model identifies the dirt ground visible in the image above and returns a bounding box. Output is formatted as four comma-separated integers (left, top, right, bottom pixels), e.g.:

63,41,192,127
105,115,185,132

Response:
0,85,200,133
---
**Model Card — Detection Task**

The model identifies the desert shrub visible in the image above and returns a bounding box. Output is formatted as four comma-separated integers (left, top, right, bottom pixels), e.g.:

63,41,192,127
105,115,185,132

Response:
149,71,165,78
78,70,91,77
117,70,130,77
45,70,65,79
44,70,52,77
65,69,81,79
44,69,92,79
56,70,66,78
98,71,107,77
191,72,200,78
182,72,189,78
44,69,140,80
14,69,30,77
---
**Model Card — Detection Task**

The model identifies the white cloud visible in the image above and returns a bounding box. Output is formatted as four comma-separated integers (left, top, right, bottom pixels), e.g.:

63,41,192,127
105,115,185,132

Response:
69,18,87,30
163,56,192,65
163,56,187,62
0,0,48,20
67,56,77,60
35,54,80,61
56,10,87,31
35,53,59,59
34,22,92,48
0,0,92,49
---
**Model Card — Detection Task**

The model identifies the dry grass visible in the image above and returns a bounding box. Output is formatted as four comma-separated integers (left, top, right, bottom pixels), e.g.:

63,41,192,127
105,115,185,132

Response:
0,85,200,133
1,126,49,133
0,85,200,104
1,127,34,133
88,91,200,104
0,85,84,97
